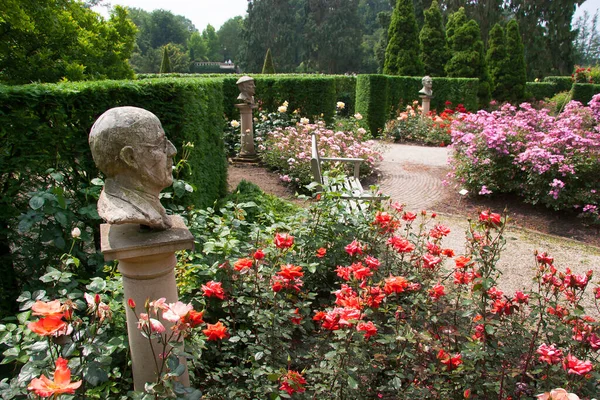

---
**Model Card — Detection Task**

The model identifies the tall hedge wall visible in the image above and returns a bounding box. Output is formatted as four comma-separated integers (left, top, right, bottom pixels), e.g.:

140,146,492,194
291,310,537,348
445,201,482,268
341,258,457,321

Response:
0,78,228,312
356,75,478,135
525,82,559,100
333,75,357,116
544,76,573,93
571,83,600,104
221,75,338,124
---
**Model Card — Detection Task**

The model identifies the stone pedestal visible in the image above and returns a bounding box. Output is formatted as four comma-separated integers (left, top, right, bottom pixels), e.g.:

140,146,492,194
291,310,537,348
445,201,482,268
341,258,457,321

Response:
234,103,259,162
100,215,194,391
420,95,432,117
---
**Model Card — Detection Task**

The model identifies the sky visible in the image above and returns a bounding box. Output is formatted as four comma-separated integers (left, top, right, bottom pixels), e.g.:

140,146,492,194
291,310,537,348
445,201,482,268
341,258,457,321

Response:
94,0,600,32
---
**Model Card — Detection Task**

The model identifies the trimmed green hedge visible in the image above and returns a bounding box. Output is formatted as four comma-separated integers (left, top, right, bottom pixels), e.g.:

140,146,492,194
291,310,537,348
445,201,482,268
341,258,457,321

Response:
356,75,478,135
571,83,600,104
544,76,573,93
221,75,338,124
333,75,357,116
0,78,227,210
356,75,390,136
525,82,558,101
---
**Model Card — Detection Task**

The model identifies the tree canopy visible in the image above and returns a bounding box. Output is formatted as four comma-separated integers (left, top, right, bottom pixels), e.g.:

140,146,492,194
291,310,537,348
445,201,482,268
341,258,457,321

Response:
0,0,137,84
383,0,424,76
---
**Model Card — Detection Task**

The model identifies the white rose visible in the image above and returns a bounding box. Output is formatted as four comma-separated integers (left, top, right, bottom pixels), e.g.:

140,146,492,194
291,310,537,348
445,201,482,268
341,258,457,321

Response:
354,113,363,120
336,101,345,110
71,227,81,238
300,117,310,124
230,120,240,128
278,106,288,113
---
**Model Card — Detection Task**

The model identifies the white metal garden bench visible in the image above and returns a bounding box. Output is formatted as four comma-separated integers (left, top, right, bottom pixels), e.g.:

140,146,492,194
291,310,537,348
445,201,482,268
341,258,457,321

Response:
310,133,388,211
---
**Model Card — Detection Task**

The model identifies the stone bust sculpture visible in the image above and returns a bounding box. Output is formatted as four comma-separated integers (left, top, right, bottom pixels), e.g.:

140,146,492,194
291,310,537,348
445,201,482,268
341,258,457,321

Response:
89,106,177,230
236,75,255,105
419,75,433,97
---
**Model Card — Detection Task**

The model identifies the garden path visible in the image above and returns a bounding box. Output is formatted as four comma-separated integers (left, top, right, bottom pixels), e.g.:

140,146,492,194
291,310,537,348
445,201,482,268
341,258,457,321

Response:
376,143,600,309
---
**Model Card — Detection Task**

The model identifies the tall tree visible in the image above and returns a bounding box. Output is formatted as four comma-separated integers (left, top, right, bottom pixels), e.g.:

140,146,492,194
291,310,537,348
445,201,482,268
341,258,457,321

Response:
0,1,136,84
188,31,207,61
202,24,221,61
262,48,276,73
504,19,526,103
217,16,244,63
419,0,448,76
383,0,424,75
509,0,584,78
445,8,490,107
241,0,304,72
160,46,172,73
573,10,600,66
486,23,510,102
148,9,194,49
306,0,363,73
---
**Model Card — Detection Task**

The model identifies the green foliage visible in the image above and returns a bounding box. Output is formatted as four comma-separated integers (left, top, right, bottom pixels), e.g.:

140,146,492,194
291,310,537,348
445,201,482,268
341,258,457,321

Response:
202,24,221,61
547,91,573,114
573,10,600,66
187,31,207,61
504,20,527,103
333,75,358,116
486,23,510,102
0,78,227,315
445,9,490,108
383,0,424,76
419,0,448,77
305,0,364,74
544,76,574,92
571,83,600,104
525,82,560,101
356,74,478,135
159,47,172,73
221,75,338,124
356,75,390,136
0,2,136,84
261,48,276,74
217,16,244,64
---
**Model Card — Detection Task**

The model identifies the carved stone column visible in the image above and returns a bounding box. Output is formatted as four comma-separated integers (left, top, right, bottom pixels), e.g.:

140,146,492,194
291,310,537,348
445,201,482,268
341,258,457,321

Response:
420,94,432,117
234,103,259,161
100,215,194,390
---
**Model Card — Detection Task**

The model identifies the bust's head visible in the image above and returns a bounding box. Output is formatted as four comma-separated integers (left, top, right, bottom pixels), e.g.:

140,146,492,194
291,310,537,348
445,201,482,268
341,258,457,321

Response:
419,76,433,96
89,107,177,195
236,76,255,103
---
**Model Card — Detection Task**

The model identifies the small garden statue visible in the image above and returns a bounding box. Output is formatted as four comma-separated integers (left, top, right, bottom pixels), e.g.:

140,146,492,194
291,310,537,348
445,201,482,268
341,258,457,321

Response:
89,106,176,230
418,76,433,116
236,75,256,105
234,76,259,161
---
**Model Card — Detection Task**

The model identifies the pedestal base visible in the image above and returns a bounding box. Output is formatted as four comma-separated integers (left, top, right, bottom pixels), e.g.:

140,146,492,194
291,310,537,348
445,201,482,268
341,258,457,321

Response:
231,154,260,164
100,215,194,391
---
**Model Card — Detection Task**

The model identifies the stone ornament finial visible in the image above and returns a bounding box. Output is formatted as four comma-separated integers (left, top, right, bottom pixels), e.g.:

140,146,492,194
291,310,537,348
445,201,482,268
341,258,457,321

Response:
419,75,433,97
89,106,177,231
236,75,255,105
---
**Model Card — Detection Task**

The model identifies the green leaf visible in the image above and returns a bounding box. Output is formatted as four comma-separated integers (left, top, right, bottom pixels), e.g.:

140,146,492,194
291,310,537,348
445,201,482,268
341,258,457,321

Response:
91,178,104,186
347,375,358,390
29,196,45,210
84,361,109,386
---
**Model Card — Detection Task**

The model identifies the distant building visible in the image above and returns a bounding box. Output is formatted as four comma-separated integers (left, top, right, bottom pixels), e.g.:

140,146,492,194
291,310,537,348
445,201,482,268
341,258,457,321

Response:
190,61,239,74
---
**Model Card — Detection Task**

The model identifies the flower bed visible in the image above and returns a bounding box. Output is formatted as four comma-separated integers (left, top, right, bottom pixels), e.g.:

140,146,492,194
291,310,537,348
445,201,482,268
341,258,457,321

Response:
383,101,466,147
3,183,599,399
449,96,600,224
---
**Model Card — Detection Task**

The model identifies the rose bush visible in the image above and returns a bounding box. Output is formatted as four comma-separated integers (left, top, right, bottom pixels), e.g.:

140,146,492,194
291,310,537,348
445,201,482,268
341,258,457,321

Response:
384,101,466,147
449,96,600,224
2,168,599,398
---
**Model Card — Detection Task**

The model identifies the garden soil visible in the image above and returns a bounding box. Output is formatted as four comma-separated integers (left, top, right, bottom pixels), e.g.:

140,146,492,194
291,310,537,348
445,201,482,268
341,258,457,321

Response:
227,143,600,310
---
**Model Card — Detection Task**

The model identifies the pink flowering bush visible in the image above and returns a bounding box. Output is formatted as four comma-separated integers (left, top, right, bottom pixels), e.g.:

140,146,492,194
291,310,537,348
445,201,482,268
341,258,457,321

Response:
449,96,600,222
260,120,383,188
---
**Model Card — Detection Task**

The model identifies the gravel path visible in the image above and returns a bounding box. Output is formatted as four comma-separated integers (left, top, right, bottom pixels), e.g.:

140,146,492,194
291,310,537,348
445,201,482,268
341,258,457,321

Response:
376,143,600,308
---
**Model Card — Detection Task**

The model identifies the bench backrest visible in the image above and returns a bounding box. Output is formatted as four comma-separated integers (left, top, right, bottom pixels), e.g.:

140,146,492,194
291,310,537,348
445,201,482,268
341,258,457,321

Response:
310,133,323,185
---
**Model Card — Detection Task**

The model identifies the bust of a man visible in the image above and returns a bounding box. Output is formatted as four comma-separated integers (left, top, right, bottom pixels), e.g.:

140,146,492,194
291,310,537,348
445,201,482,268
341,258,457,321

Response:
236,76,255,105
89,107,177,230
419,75,433,97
